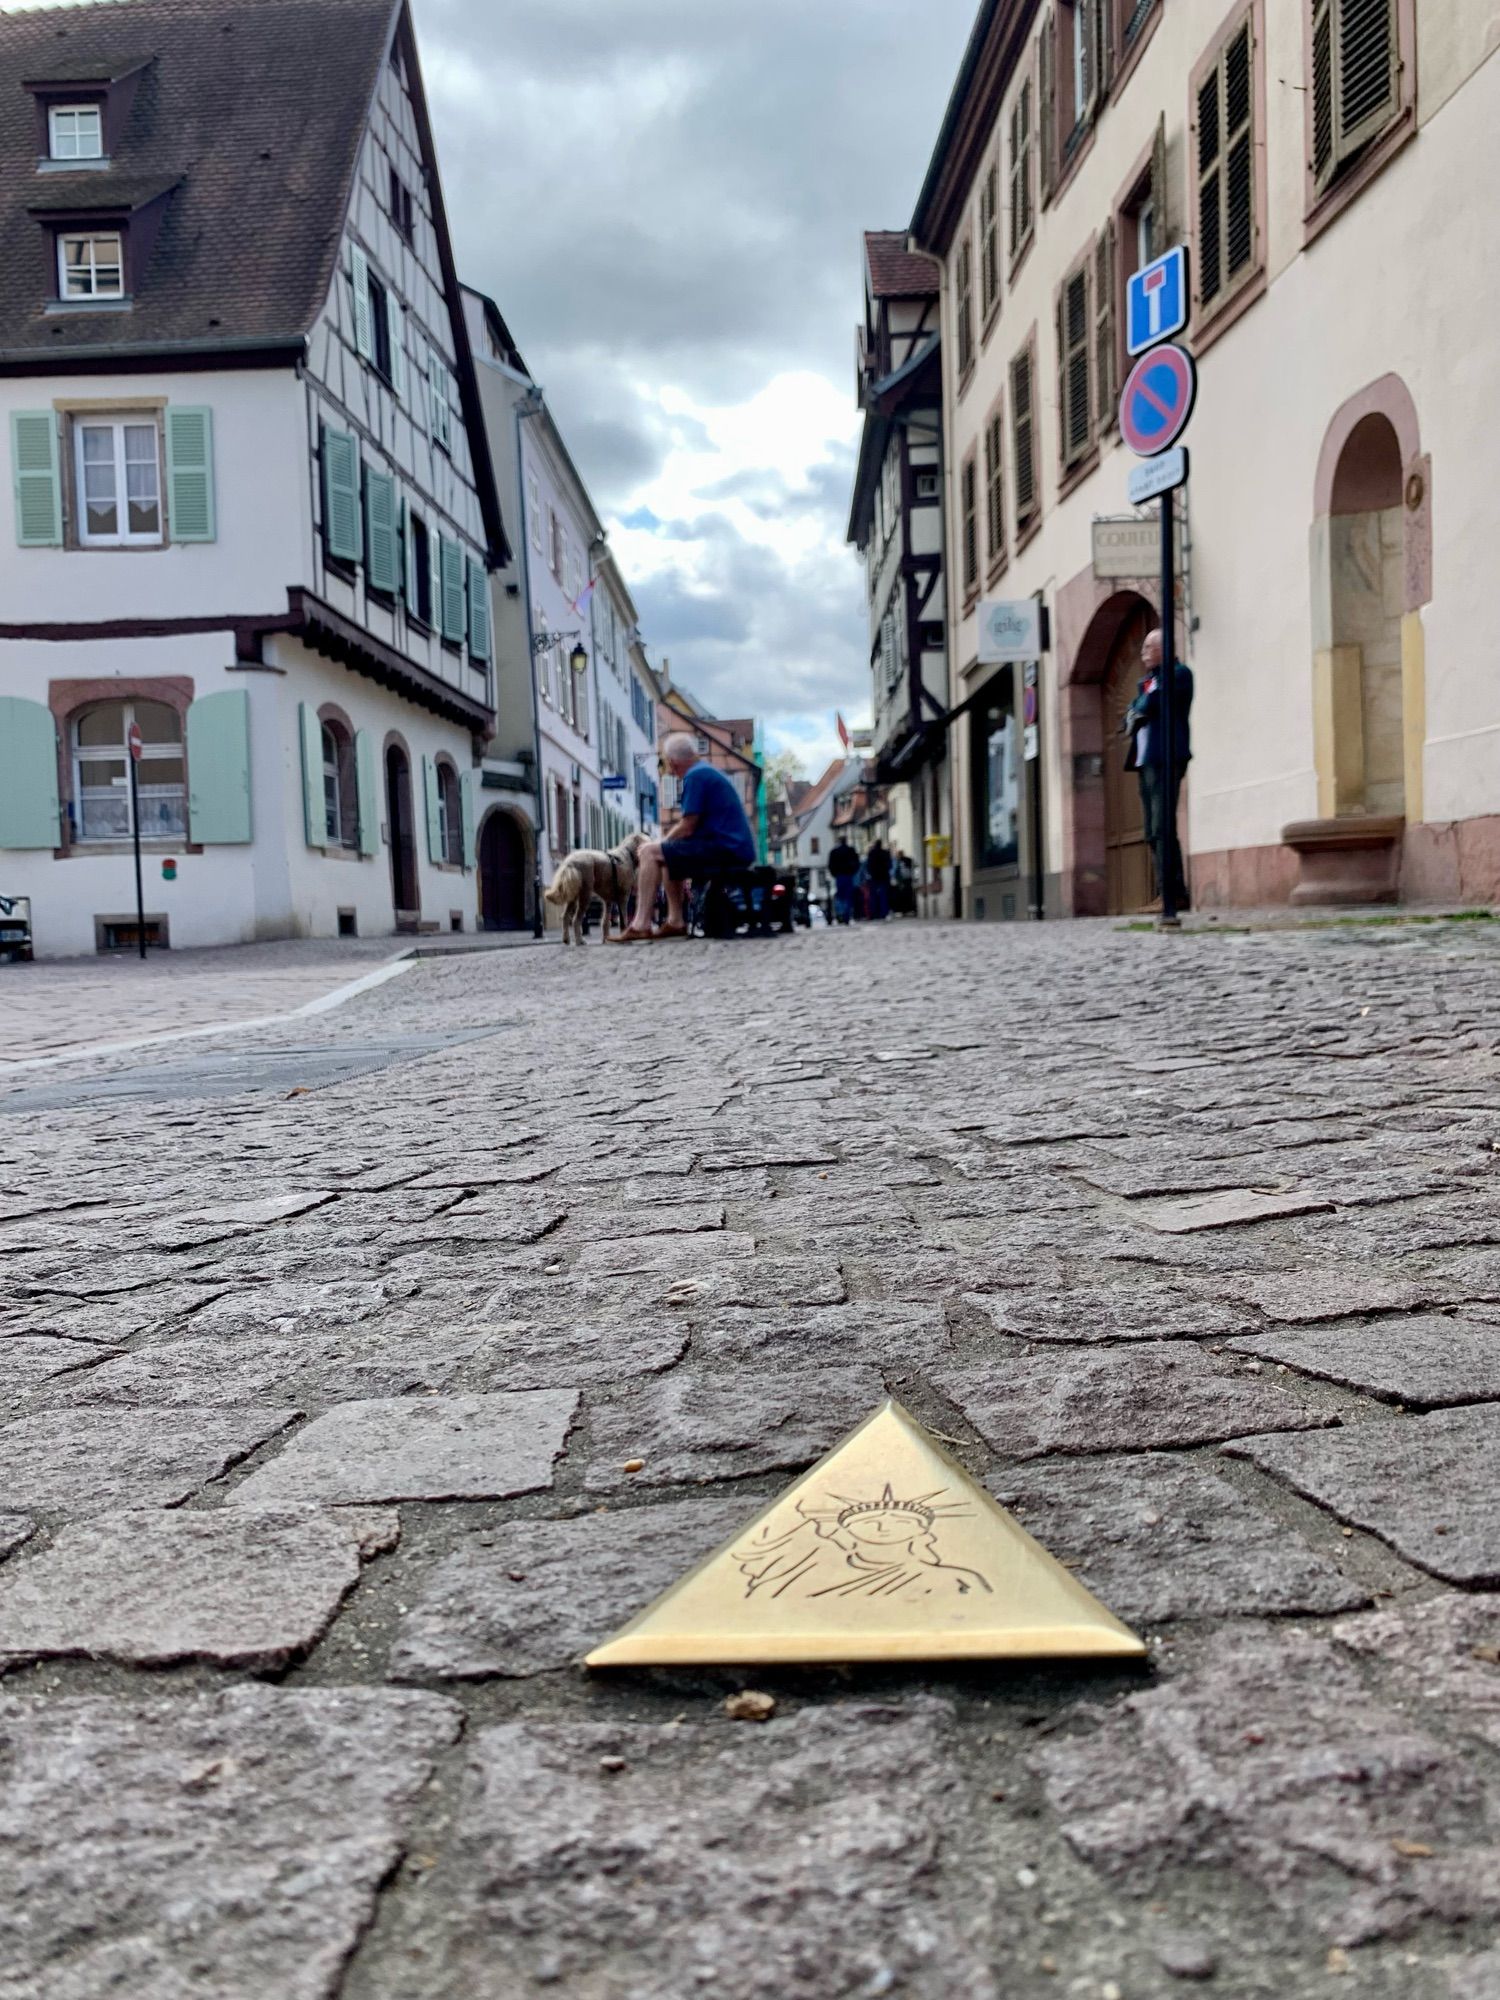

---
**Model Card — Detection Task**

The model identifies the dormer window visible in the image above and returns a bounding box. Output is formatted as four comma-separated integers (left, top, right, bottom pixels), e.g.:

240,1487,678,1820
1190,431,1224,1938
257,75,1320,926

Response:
59,231,123,300
48,104,103,161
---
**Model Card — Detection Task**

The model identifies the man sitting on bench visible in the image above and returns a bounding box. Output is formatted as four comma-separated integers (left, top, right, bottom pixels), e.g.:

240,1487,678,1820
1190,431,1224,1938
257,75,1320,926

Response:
614,732,757,942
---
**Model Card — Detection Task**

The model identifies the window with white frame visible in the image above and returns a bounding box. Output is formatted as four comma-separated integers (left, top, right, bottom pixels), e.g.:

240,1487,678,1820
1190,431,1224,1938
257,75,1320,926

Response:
58,231,124,300
74,415,161,545
437,761,462,862
321,721,357,845
71,699,184,841
49,105,103,161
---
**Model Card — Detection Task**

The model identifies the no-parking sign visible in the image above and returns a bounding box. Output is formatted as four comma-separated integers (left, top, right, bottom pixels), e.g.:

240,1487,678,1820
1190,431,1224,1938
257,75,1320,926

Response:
1119,343,1197,459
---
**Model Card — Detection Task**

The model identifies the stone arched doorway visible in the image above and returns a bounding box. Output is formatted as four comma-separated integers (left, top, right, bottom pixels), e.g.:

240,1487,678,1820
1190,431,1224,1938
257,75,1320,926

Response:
478,807,530,931
1293,373,1431,903
385,742,419,919
1102,600,1157,914
1055,578,1161,915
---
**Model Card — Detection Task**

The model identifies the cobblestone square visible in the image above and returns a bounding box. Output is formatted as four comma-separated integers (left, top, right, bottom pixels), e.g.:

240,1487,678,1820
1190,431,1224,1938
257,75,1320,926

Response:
3,917,1500,1997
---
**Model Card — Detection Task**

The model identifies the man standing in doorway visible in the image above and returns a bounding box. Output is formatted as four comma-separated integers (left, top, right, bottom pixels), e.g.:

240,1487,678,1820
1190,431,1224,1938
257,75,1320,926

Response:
613,732,756,941
865,839,892,920
1126,626,1194,911
828,834,860,925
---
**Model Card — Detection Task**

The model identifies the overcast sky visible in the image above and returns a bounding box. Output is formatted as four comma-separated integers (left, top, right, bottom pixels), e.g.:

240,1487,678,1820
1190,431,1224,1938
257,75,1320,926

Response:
417,0,975,775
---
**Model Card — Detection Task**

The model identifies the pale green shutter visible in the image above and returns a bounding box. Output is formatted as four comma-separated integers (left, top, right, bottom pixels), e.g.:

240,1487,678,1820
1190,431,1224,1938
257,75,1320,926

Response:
387,293,406,400
402,500,418,607
364,469,398,593
461,769,477,868
11,412,61,548
440,537,465,642
423,755,443,862
322,428,362,562
299,702,325,848
466,555,491,660
186,688,251,843
355,728,379,857
350,245,374,360
428,348,451,448
165,407,216,542
0,697,59,848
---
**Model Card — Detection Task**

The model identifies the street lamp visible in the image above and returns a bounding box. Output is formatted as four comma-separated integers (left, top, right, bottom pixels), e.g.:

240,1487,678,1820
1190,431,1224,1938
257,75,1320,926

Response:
569,640,588,676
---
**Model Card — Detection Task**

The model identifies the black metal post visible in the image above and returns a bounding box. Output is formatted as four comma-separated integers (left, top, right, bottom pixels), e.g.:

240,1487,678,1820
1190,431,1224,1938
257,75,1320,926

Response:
128,754,147,959
1157,488,1179,927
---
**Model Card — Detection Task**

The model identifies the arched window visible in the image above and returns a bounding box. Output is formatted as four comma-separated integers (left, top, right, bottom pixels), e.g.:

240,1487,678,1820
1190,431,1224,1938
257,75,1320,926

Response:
71,699,184,841
437,760,462,863
320,719,357,846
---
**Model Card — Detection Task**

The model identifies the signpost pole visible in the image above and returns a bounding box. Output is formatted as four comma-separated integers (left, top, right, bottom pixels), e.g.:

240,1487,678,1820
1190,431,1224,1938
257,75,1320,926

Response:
128,748,147,960
1157,489,1179,928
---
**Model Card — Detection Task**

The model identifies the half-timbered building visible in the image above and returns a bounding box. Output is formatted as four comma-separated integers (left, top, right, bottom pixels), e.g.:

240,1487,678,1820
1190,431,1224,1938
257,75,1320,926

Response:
847,232,952,916
0,0,505,955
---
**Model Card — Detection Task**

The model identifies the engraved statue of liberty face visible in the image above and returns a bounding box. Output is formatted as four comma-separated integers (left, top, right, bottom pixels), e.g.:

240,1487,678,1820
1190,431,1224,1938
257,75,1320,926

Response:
838,1497,934,1550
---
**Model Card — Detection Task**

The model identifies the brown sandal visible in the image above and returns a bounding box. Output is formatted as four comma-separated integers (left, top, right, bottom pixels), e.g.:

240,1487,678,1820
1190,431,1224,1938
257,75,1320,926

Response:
609,929,653,944
652,923,690,939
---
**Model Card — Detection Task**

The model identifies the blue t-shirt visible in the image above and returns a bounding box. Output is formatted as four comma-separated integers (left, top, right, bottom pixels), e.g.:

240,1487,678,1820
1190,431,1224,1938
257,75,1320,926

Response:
680,761,755,862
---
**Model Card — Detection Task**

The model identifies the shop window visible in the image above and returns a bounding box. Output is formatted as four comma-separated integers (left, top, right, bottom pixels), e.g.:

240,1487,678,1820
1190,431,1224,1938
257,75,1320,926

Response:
975,674,1020,870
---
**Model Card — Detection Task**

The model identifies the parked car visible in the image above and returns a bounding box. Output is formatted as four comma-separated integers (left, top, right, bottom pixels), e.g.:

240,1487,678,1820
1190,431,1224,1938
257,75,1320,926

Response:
0,895,33,964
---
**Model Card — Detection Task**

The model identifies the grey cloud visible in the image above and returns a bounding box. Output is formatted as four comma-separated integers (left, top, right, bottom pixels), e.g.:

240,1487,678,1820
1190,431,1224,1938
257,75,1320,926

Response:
417,0,973,728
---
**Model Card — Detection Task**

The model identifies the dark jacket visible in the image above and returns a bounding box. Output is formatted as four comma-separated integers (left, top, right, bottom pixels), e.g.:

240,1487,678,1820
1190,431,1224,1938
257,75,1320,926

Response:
866,843,891,883
1126,662,1194,772
828,840,860,879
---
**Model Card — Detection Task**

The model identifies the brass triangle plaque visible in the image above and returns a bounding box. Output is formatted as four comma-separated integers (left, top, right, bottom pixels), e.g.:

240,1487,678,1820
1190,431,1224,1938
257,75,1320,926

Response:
586,1400,1146,1667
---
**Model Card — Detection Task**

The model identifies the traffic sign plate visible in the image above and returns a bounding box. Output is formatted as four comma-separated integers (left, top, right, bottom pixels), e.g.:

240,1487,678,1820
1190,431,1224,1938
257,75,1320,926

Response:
1126,246,1189,357
127,722,144,763
1119,343,1197,458
1127,446,1189,505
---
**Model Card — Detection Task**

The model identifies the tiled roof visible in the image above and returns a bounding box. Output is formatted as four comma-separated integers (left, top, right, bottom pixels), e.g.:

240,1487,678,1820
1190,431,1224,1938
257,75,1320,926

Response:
794,757,852,824
0,0,393,358
865,230,939,302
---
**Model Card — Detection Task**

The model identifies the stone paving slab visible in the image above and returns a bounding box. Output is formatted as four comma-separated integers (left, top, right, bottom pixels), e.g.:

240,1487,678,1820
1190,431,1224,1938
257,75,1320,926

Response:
234,1392,578,1506
693,1300,949,1366
1334,1593,1500,1752
934,1345,1325,1460
0,1507,398,1669
570,1229,756,1276
0,1405,299,1513
364,1702,1014,2000
391,1497,749,1678
964,1278,1256,1343
1200,1269,1459,1323
1227,1406,1500,1585
0,1685,460,1999
1036,1625,1500,1950
988,1455,1368,1625
584,1363,888,1490
1133,1188,1339,1232
1227,1315,1500,1408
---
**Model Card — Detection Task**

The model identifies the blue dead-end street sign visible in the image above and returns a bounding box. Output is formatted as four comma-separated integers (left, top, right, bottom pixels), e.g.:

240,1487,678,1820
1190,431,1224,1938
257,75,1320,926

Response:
1126,245,1189,357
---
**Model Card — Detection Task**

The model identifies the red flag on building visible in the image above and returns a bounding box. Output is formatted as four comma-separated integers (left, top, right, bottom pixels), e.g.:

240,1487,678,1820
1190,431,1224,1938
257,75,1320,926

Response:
835,713,851,752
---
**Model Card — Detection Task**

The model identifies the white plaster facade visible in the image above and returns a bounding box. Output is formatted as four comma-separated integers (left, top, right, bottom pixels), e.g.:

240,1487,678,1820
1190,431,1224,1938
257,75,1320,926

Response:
0,12,502,958
915,0,1500,912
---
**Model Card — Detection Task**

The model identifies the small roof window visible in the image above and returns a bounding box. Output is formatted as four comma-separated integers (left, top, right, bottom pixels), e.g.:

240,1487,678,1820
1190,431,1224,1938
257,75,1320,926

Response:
59,230,124,301
48,104,103,162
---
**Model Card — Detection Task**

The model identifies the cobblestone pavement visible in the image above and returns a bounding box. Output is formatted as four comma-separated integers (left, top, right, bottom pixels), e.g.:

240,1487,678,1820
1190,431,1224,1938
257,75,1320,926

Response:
0,936,412,1066
2,916,1500,1999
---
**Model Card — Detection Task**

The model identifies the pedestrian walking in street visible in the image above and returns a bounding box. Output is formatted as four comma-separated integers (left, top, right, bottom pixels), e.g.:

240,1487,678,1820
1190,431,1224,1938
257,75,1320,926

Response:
891,846,916,916
866,839,892,920
1124,626,1194,912
613,733,756,942
828,835,860,925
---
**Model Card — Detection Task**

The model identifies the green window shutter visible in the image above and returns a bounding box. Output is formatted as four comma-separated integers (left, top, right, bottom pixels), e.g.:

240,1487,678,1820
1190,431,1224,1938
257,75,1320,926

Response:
423,755,443,863
299,702,325,849
11,411,61,548
365,469,398,593
466,555,491,660
354,728,379,856
165,406,216,542
402,500,418,607
460,769,477,869
351,245,374,360
0,696,59,848
186,689,251,843
322,428,362,563
440,538,465,642
387,293,406,401
428,348,451,448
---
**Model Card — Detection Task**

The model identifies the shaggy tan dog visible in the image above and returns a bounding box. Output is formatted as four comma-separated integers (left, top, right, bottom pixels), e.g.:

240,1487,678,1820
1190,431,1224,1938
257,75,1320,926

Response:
543,831,647,945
